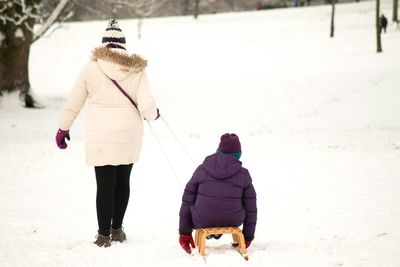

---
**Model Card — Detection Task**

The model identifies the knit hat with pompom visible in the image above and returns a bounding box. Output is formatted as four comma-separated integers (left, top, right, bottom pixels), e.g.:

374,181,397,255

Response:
102,19,126,49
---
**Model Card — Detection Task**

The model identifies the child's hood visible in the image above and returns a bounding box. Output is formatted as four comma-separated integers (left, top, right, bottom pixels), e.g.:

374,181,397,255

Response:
202,153,242,179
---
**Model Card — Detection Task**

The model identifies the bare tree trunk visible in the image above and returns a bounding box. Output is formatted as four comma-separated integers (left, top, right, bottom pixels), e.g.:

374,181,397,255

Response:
376,0,383,52
182,0,190,15
137,17,143,39
393,0,398,22
0,19,36,107
0,0,71,108
194,0,200,19
330,2,335,38
226,0,236,11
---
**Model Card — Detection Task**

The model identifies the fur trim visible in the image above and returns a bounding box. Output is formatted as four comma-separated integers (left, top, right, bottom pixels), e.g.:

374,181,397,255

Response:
92,47,147,72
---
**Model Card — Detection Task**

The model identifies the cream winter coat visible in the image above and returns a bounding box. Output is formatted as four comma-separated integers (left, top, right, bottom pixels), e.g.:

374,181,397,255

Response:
58,47,158,166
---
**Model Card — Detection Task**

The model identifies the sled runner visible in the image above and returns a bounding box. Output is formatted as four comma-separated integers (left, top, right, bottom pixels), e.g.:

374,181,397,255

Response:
194,227,249,260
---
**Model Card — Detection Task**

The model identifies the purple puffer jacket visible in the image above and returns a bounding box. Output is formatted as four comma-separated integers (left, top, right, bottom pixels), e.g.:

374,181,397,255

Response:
179,152,257,240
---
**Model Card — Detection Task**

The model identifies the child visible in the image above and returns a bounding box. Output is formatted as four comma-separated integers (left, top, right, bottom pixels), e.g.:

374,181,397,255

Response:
178,133,257,253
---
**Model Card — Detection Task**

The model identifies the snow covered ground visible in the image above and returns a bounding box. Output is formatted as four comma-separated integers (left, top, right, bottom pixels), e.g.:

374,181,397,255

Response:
1,0,400,266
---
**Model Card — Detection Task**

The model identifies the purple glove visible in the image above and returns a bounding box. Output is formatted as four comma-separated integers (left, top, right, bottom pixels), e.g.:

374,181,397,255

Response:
145,108,160,120
155,108,160,120
55,129,70,149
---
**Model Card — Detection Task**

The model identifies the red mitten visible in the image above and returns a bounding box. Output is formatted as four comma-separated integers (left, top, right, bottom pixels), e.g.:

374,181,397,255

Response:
232,240,252,248
245,241,252,248
179,234,195,254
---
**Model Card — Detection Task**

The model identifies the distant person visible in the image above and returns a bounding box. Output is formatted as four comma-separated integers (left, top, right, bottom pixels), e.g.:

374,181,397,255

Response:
178,133,257,254
255,1,263,10
56,19,160,247
380,14,388,33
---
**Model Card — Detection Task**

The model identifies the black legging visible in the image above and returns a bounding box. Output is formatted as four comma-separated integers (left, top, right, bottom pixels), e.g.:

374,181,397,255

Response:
94,164,133,236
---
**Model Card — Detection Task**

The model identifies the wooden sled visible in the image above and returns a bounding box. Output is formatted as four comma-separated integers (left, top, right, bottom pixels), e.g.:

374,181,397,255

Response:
194,227,249,261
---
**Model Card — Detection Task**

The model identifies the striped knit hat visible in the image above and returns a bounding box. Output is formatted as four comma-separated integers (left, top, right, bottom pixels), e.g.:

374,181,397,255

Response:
102,19,126,49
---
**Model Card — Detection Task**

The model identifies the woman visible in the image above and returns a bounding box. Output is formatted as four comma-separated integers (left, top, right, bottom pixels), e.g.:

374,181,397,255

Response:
55,19,160,247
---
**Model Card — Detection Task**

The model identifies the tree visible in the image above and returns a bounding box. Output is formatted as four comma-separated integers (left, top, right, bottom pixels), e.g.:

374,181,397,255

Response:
330,0,335,37
376,0,382,52
194,0,200,19
393,0,398,22
226,0,237,11
0,0,71,107
181,0,190,15
109,0,167,39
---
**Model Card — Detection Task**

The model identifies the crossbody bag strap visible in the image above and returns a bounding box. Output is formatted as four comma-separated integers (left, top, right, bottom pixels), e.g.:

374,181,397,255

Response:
110,78,138,110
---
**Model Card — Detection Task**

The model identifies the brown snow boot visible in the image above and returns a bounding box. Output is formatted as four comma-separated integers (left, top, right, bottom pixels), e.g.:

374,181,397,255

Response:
94,234,111,247
111,227,127,243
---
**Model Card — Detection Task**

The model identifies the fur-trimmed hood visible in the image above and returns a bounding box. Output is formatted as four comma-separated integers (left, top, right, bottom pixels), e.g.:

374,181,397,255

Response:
92,47,147,81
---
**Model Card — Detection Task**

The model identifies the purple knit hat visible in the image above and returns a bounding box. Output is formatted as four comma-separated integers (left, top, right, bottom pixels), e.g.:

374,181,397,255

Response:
218,133,241,153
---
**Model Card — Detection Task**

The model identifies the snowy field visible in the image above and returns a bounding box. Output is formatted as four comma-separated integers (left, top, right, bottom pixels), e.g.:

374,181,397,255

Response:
1,0,400,266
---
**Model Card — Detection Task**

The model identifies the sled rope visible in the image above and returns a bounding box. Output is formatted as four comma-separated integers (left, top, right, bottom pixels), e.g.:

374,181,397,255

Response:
109,78,187,188
160,115,195,164
146,120,184,188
